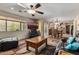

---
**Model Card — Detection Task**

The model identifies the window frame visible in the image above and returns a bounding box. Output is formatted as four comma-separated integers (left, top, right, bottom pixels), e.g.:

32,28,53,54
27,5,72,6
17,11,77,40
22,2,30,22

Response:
0,19,25,32
20,22,25,31
0,19,7,32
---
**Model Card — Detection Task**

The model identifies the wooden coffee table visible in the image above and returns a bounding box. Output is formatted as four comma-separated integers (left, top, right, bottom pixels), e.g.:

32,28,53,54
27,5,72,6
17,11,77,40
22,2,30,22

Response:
26,36,47,55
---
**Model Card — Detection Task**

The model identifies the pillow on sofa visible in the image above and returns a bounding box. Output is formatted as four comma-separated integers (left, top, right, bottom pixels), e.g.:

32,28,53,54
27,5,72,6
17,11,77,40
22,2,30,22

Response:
65,42,79,50
67,36,75,44
71,42,79,50
65,44,72,50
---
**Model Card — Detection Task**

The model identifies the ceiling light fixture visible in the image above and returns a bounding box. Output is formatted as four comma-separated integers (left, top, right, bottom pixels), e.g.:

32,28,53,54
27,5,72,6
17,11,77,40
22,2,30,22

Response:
27,10,35,14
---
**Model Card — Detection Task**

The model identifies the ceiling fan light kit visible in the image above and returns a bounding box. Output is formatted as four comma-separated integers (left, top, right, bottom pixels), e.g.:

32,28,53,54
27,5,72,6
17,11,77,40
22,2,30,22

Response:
18,3,44,16
27,10,36,14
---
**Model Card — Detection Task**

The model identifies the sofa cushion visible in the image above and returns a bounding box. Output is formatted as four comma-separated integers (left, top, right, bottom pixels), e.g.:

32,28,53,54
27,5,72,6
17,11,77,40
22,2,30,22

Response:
2,37,12,42
65,44,72,50
71,42,79,50
0,41,18,51
12,37,17,41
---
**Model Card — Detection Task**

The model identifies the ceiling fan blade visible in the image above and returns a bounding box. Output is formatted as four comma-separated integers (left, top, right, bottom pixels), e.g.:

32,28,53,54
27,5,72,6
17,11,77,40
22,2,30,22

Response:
30,5,33,8
18,10,22,12
32,14,35,16
35,3,41,9
36,11,44,14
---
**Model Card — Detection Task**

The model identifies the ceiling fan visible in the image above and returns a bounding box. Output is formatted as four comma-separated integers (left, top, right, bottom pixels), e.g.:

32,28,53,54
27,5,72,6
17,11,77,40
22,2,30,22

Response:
17,3,44,16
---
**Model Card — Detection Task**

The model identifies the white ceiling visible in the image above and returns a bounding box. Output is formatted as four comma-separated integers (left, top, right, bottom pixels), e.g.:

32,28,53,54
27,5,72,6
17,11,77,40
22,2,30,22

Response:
0,3,79,22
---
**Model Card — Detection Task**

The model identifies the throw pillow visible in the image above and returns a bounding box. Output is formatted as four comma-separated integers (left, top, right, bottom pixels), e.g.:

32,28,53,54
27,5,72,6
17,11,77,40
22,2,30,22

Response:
67,36,75,44
71,42,79,50
65,42,79,50
65,44,72,50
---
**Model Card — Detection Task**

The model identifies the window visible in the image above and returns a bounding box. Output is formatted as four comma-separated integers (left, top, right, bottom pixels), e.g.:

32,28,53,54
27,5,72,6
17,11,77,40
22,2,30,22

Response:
0,19,25,32
7,21,20,31
0,20,6,31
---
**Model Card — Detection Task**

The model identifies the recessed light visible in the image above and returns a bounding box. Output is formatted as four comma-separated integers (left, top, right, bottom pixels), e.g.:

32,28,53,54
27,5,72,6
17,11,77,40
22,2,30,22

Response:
10,7,14,10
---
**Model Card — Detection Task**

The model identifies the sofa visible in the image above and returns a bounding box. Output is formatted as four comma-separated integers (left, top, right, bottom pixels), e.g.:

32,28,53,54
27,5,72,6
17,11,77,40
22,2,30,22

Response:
58,37,79,55
0,37,18,51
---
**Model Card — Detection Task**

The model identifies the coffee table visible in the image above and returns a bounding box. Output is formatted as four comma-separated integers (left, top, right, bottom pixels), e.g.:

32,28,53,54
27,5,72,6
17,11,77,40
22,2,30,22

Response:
26,36,47,55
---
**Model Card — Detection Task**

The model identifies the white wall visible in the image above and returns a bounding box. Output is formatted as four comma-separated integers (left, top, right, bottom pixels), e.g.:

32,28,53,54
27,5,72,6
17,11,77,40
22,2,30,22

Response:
38,20,49,39
44,22,49,38
73,16,79,36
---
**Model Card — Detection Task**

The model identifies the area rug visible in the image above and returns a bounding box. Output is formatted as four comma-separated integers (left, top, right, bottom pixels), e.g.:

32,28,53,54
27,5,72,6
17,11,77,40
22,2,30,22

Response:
39,45,56,55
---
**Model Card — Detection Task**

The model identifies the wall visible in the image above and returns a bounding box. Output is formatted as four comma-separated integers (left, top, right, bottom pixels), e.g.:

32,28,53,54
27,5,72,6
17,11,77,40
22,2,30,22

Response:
38,20,44,38
38,20,49,38
44,22,49,38
73,16,79,36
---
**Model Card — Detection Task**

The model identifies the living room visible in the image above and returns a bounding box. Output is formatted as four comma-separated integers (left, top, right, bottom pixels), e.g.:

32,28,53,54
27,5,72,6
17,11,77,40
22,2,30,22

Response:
0,3,79,55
